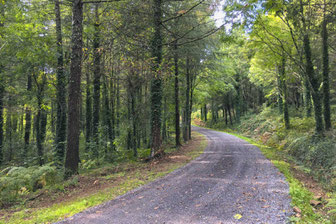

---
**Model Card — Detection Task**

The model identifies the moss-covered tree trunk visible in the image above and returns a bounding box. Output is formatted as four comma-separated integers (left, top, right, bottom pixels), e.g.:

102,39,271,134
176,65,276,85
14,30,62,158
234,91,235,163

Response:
150,0,163,157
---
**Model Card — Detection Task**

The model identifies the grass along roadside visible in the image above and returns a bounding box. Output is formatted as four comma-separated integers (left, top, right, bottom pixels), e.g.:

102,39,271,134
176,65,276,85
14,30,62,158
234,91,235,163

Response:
194,124,331,223
0,132,207,224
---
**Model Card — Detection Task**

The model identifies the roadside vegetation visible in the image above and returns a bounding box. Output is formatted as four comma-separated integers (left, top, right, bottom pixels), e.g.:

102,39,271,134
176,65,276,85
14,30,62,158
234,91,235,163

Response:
0,132,207,224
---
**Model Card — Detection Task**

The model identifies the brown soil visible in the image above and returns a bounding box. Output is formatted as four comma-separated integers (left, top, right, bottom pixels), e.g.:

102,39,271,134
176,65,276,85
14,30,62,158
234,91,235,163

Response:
290,165,331,215
0,133,205,220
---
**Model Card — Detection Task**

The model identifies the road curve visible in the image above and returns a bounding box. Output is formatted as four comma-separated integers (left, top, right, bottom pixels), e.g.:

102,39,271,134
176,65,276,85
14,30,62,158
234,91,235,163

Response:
58,126,292,224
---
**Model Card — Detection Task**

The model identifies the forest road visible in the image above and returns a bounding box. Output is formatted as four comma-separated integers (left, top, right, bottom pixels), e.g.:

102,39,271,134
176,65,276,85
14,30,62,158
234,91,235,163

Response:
58,126,292,224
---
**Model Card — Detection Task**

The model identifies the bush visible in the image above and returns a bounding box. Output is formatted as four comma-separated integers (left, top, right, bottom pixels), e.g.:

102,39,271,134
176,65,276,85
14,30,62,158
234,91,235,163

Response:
0,165,61,207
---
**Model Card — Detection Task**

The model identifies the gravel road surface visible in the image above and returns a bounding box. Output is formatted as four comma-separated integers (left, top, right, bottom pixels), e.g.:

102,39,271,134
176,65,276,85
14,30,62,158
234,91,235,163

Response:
58,126,292,224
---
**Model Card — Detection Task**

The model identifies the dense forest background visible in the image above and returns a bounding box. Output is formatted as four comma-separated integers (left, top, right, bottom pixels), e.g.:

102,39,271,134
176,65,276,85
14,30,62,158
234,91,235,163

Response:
0,0,335,218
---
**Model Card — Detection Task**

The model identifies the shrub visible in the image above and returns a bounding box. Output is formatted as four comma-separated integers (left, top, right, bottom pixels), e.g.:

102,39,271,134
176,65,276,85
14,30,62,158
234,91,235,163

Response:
0,165,61,207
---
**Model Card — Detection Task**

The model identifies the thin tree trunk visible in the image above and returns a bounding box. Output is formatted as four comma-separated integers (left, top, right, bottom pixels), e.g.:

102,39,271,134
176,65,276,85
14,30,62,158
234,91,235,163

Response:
116,75,120,137
24,74,32,154
184,57,190,141
92,4,101,156
174,40,181,147
85,65,92,151
228,103,233,125
7,109,12,162
110,64,115,150
162,96,167,142
65,0,83,178
0,86,4,164
280,57,290,129
277,74,283,115
322,9,331,130
55,0,67,166
36,97,44,166
300,0,323,134
103,76,113,154
235,75,241,124
0,1,5,164
304,78,312,117
131,86,137,157
189,72,194,140
204,104,207,122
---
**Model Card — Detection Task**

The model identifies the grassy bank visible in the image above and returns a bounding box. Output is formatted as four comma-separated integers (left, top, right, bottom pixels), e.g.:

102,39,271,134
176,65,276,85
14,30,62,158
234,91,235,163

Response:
0,132,207,224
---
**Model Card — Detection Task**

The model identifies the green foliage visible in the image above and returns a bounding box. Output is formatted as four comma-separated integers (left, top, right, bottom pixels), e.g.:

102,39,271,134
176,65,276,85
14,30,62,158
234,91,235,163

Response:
327,194,336,222
0,165,61,206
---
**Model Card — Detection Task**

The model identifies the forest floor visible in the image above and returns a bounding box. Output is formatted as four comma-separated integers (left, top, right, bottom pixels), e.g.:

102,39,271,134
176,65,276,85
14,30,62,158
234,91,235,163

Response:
58,126,291,224
0,132,207,224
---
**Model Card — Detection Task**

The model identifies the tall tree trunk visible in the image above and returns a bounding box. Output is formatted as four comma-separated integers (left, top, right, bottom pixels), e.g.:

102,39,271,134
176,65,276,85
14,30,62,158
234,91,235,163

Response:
184,57,190,141
277,75,283,114
300,0,323,134
110,71,115,147
6,109,12,162
150,0,163,157
280,57,290,129
33,73,47,166
55,0,67,166
24,74,32,155
65,0,83,178
103,76,113,154
235,75,241,124
227,102,233,125
0,81,4,164
204,104,207,122
189,71,195,140
174,40,181,147
92,4,101,156
116,75,120,137
162,96,167,142
131,86,137,157
322,9,331,130
0,0,5,165
36,96,44,166
85,65,92,151
304,78,312,117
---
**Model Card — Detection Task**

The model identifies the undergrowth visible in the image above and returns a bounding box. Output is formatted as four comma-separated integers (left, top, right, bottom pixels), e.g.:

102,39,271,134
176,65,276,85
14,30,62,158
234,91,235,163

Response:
0,132,207,224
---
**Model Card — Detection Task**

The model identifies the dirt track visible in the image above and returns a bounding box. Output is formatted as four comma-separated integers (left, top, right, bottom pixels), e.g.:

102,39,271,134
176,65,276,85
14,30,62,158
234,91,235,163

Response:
58,126,292,224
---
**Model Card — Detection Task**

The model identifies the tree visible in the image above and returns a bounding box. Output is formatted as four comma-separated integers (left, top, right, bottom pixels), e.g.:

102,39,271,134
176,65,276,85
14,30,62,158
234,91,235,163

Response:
65,0,83,177
55,0,67,167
